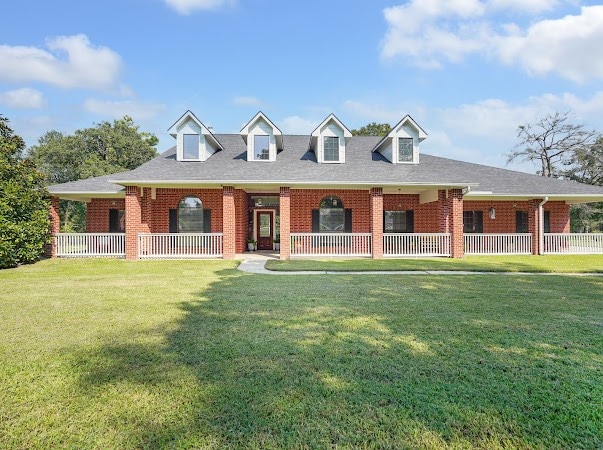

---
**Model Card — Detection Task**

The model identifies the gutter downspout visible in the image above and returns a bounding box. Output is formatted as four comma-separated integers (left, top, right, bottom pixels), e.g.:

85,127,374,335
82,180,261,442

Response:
538,197,549,255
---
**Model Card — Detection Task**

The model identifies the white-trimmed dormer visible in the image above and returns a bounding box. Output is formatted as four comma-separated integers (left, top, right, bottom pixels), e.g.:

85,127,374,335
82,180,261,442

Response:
373,115,427,164
168,110,223,162
310,114,352,164
240,111,283,162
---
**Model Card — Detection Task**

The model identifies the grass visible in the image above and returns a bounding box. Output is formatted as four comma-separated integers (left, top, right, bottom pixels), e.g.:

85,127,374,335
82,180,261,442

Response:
0,258,601,449
266,254,603,273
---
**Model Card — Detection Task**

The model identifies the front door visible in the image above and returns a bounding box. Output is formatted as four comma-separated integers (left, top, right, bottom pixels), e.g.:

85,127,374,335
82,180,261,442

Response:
256,211,274,250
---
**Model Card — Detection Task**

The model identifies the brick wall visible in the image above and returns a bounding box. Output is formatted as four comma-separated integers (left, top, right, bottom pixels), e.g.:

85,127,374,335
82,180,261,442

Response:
463,200,570,233
46,196,61,257
383,193,444,233
151,188,223,233
290,189,371,232
279,187,291,259
86,198,125,232
234,189,248,254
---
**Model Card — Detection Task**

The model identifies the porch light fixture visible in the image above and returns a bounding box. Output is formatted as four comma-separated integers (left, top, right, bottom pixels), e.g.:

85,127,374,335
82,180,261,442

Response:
489,207,496,220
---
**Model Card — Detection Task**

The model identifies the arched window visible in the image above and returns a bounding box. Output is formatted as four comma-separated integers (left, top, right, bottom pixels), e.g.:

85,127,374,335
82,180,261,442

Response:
178,196,204,232
318,196,345,232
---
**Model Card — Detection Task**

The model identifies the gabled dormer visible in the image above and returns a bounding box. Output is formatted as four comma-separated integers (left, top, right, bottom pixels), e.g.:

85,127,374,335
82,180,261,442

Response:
168,110,223,162
373,115,427,164
310,114,352,164
240,112,283,162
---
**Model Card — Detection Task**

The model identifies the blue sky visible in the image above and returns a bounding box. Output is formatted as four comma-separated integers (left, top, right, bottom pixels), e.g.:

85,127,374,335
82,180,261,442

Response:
2,0,603,172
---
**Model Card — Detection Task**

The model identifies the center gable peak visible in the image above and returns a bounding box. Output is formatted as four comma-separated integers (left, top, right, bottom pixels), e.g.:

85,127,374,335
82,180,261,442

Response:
310,113,352,164
240,111,283,162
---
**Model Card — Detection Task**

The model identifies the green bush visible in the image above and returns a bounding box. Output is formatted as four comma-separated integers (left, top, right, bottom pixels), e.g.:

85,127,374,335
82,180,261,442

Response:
0,116,50,269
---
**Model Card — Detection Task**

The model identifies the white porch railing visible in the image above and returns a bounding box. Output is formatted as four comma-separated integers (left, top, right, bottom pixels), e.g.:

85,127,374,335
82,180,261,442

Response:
55,233,126,258
464,233,532,255
138,233,223,259
290,233,372,257
543,233,603,254
384,233,451,257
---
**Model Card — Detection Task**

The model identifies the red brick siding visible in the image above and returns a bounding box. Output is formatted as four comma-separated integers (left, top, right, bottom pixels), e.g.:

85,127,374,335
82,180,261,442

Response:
280,187,291,260
234,189,248,254
463,200,570,233
290,189,371,232
371,188,384,258
47,196,61,257
546,201,570,232
151,188,223,233
86,198,125,232
383,193,445,233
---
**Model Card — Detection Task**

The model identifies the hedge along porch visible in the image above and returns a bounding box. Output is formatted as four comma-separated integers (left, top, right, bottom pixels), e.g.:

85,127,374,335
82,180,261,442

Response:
47,110,603,259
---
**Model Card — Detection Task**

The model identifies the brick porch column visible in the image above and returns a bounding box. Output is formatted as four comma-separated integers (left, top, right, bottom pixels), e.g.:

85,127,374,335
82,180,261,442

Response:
125,186,143,260
528,199,540,255
449,189,464,258
46,196,61,257
222,186,236,259
437,190,450,233
279,187,291,260
370,187,383,259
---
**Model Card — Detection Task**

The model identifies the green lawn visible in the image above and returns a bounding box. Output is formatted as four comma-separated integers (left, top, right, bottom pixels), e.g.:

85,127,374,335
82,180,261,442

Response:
1,259,602,449
266,254,603,273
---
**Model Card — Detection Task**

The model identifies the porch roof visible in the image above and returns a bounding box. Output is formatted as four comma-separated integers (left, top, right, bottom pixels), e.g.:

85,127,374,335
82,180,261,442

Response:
47,134,603,202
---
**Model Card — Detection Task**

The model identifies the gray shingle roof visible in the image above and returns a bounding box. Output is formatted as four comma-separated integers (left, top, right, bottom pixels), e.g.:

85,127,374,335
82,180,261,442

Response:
47,173,125,195
48,134,603,199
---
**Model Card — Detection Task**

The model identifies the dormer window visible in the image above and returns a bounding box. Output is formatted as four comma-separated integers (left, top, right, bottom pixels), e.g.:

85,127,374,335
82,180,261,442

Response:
168,111,223,162
310,114,352,164
324,136,340,162
183,134,200,160
398,137,413,162
372,115,427,165
254,135,270,160
240,112,283,162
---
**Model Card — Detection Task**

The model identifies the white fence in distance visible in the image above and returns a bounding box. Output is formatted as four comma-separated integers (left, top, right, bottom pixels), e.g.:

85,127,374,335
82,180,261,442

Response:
290,233,372,257
55,233,126,258
464,233,532,255
543,233,603,254
383,233,451,257
138,233,223,259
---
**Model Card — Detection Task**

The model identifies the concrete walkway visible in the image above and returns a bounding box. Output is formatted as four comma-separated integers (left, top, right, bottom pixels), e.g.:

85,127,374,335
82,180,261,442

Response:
236,253,603,276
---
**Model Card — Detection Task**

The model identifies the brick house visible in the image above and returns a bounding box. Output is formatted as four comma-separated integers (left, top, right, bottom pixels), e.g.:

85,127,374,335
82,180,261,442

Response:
47,111,603,260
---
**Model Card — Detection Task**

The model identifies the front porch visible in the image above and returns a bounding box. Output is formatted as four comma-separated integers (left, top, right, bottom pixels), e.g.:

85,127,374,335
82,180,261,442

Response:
53,231,603,258
48,186,603,260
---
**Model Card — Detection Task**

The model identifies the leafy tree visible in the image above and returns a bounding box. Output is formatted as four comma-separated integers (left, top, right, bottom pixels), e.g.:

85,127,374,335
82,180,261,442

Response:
564,136,603,232
0,115,50,268
29,116,158,232
351,122,392,136
507,111,597,177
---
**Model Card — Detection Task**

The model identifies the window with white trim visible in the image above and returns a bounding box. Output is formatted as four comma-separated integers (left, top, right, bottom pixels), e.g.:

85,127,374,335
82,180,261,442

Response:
183,134,199,160
253,135,270,160
398,137,413,162
324,136,339,162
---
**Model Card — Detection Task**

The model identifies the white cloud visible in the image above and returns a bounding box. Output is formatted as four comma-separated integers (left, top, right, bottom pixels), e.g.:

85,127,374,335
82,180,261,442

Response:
495,6,603,83
163,0,235,14
0,88,46,109
83,98,165,120
381,3,603,82
0,34,122,90
487,0,558,14
233,96,263,107
280,115,318,134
